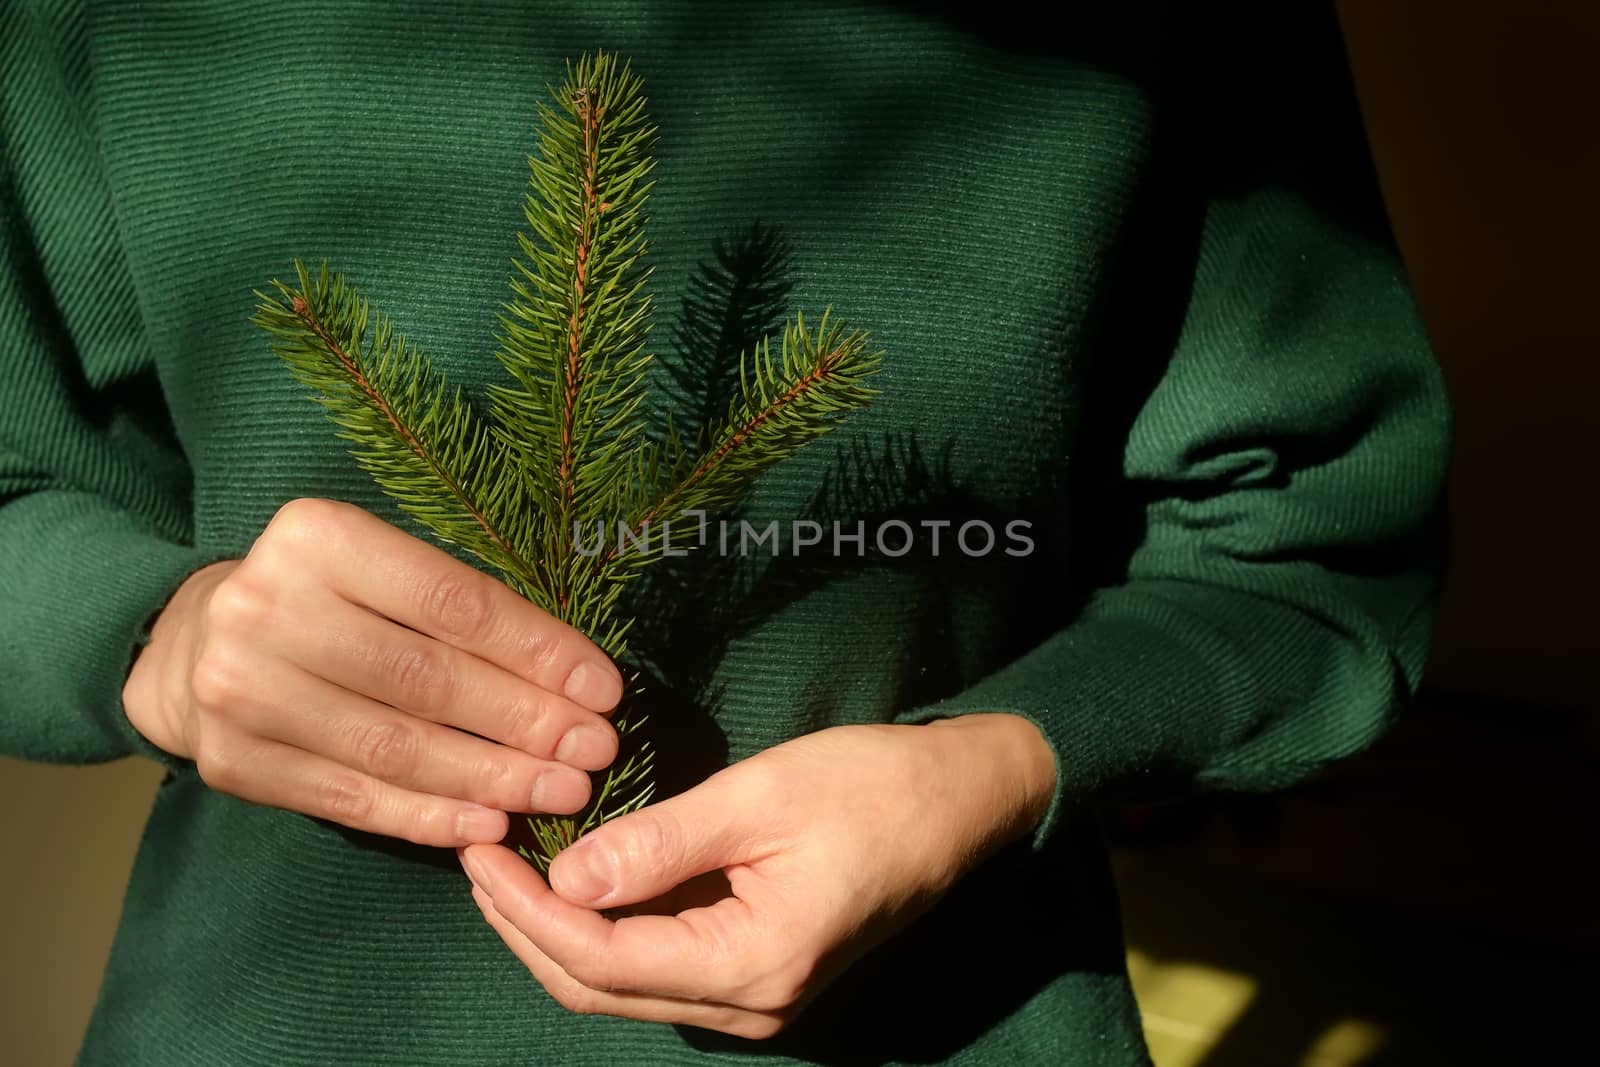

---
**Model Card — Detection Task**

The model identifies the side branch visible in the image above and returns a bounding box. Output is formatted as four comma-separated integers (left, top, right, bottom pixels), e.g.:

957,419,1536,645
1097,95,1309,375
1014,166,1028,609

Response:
600,339,856,570
290,294,540,587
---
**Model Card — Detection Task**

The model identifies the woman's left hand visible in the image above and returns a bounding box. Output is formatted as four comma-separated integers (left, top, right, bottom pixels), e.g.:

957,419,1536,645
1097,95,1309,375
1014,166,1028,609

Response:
458,713,1056,1039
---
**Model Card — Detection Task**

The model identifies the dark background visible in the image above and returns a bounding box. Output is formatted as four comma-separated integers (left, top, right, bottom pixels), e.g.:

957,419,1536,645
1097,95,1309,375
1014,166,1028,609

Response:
1108,3,1599,1062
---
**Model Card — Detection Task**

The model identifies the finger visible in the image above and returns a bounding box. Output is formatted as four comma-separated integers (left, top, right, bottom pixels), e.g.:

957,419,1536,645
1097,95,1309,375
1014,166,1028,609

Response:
469,884,785,1039
273,588,618,771
223,658,593,815
547,771,774,908
277,499,623,712
462,843,763,1003
194,722,509,846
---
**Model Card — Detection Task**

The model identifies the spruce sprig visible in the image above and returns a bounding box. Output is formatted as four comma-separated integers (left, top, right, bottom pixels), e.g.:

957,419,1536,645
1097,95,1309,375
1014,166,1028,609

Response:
250,52,884,871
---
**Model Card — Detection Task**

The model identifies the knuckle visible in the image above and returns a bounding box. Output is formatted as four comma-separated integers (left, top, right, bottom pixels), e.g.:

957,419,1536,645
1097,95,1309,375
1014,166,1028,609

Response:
265,497,341,549
418,571,491,642
193,735,237,791
477,752,517,787
500,695,554,755
399,804,456,847
524,624,565,676
737,756,787,811
619,809,683,874
205,579,270,633
353,720,421,781
474,754,527,810
315,772,375,824
746,966,811,1014
551,981,598,1015
385,644,450,713
189,651,240,711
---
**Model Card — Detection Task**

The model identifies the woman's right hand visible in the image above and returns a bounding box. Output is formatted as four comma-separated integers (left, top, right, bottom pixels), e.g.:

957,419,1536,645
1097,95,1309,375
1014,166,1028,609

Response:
121,497,625,847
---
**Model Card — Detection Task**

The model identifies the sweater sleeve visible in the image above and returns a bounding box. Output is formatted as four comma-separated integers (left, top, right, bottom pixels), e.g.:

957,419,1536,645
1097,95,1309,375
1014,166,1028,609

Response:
0,5,231,765
894,14,1454,847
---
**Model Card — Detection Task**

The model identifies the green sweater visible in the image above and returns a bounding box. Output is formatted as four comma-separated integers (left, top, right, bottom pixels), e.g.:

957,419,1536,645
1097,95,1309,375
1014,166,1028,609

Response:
1,2,1450,1064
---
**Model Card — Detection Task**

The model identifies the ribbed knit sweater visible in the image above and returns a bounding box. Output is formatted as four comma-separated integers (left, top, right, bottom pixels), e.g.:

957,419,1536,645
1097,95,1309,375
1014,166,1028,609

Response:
1,2,1451,1064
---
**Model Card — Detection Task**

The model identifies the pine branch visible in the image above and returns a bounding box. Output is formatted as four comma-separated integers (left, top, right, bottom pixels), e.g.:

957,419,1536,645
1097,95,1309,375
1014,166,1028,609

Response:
253,51,887,874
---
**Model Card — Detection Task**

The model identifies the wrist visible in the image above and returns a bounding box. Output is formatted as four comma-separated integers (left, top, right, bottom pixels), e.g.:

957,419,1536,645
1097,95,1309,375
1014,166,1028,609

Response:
923,712,1057,853
122,559,238,759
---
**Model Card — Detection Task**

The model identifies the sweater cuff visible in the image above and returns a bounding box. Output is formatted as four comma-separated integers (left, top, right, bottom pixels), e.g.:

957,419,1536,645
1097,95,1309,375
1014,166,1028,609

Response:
0,491,235,768
891,592,1238,852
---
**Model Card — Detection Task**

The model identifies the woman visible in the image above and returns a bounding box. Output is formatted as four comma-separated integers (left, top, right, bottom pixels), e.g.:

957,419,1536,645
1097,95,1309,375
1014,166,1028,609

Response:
0,2,1451,1063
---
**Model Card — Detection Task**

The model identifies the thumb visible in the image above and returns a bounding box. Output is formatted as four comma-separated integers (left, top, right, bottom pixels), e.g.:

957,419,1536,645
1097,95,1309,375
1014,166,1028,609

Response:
548,773,765,909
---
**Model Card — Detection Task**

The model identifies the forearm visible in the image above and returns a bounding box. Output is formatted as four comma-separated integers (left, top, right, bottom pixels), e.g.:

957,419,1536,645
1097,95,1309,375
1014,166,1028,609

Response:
0,21,227,766
891,43,1450,843
0,489,232,765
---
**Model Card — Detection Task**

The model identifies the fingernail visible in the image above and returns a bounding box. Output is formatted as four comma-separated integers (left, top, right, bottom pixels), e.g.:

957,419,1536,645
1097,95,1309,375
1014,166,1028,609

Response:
531,767,588,814
554,723,614,769
556,839,616,905
563,662,622,712
462,850,495,895
456,806,505,843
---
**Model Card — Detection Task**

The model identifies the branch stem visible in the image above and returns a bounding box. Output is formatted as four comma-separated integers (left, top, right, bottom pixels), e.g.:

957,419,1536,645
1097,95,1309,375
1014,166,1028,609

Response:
551,88,606,615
